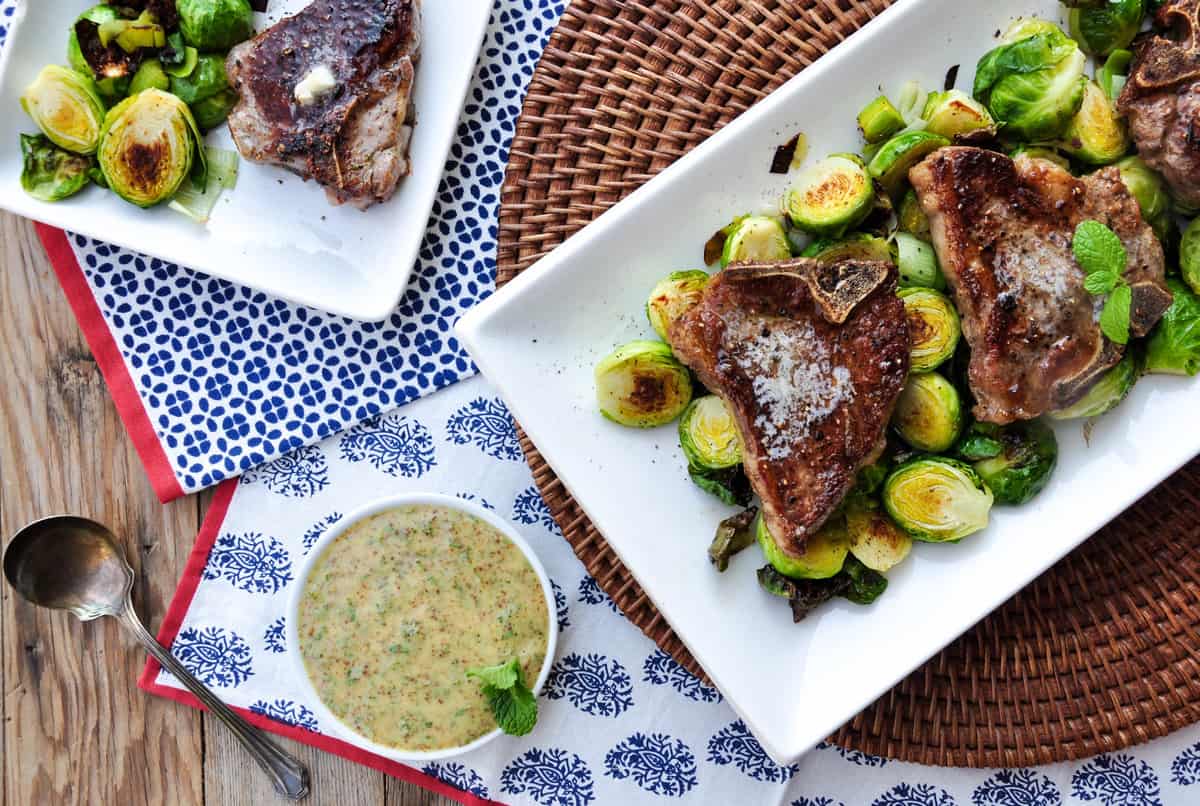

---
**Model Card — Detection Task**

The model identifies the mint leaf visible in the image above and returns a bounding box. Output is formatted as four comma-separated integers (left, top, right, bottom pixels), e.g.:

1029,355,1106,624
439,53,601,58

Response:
466,659,520,690
1084,270,1118,295
468,658,538,736
1073,220,1127,277
1100,283,1132,345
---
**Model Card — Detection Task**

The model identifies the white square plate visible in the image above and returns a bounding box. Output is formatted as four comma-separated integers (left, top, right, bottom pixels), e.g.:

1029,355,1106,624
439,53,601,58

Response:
458,0,1200,764
0,0,491,321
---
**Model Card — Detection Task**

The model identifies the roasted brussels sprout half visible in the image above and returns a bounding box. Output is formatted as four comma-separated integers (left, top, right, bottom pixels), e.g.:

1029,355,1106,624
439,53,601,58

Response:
892,371,963,452
99,89,204,207
19,133,95,202
921,90,995,139
130,59,170,94
895,232,946,290
1069,0,1145,57
883,457,993,542
1011,145,1072,172
595,340,693,428
785,154,875,236
646,270,709,341
845,495,912,572
20,66,107,155
757,513,848,580
177,0,256,51
170,53,240,130
858,95,906,144
801,233,893,265
1048,351,1138,419
957,420,1057,505
897,189,931,242
1180,218,1200,296
867,131,950,199
721,215,791,266
1146,279,1200,376
1059,80,1130,165
899,287,960,370
679,395,742,470
973,19,1087,141
1117,157,1170,227
709,507,758,572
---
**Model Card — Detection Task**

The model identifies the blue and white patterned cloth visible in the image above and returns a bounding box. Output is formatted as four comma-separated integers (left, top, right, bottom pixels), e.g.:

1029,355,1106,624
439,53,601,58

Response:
1,0,566,497
148,375,1200,806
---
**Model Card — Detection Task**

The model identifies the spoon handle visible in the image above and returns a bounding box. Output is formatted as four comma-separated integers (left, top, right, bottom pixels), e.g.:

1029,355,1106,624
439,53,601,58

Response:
120,601,311,800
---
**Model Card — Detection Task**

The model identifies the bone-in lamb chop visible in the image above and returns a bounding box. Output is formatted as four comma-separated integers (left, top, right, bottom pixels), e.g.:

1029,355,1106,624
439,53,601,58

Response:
226,0,420,209
909,146,1172,424
1117,0,1200,210
668,259,910,555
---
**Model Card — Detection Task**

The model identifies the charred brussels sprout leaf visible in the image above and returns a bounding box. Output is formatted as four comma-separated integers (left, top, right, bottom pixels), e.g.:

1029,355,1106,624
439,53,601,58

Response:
1059,80,1130,165
687,464,752,507
1069,0,1145,57
594,340,693,428
709,506,759,572
959,420,1057,505
883,456,993,542
973,21,1087,141
892,371,963,453
899,287,960,370
840,556,889,605
646,270,709,341
785,154,875,236
757,514,848,580
1048,350,1138,419
1145,279,1200,376
177,0,255,50
99,89,204,207
20,66,107,155
756,556,888,622
19,134,94,202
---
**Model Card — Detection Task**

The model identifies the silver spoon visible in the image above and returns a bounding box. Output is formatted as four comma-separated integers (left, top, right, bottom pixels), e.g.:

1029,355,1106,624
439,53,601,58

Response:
4,516,310,800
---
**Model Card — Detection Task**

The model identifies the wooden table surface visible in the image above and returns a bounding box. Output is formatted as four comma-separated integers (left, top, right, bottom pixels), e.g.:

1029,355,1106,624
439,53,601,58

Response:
0,212,455,806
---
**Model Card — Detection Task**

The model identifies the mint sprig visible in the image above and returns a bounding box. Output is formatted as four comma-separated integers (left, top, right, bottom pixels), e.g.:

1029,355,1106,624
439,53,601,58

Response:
466,658,538,737
1073,220,1132,345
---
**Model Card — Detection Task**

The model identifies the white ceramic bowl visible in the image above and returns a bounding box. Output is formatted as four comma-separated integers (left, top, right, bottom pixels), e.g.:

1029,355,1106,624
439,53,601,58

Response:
286,493,558,762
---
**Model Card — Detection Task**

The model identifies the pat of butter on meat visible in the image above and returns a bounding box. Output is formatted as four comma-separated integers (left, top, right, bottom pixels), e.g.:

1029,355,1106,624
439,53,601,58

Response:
295,65,337,106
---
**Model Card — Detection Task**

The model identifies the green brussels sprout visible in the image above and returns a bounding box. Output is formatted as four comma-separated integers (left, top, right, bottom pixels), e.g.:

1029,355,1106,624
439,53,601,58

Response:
20,66,107,155
883,456,994,542
957,420,1057,505
177,0,255,50
130,59,170,94
921,89,995,139
897,189,931,242
98,88,204,207
892,371,963,452
899,287,960,371
18,133,95,202
679,395,742,470
757,513,848,580
646,270,709,341
973,20,1087,141
785,154,875,236
867,131,950,198
1011,145,1073,172
801,233,893,264
858,94,906,144
895,232,946,290
1048,351,1138,419
1069,0,1144,57
1098,49,1134,101
1180,218,1200,296
845,495,912,572
1058,80,1130,165
594,340,693,428
165,44,200,78
169,53,239,130
1116,157,1170,225
708,506,758,572
1145,279,1200,376
721,215,791,266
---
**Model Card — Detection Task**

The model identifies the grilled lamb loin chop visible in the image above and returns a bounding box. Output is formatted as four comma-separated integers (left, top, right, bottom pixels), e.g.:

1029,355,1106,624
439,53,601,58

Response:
1117,0,1200,210
910,146,1171,424
668,259,909,554
226,0,420,209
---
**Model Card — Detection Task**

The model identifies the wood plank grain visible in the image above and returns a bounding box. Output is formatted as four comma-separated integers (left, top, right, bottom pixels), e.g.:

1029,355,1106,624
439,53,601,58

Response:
0,213,202,805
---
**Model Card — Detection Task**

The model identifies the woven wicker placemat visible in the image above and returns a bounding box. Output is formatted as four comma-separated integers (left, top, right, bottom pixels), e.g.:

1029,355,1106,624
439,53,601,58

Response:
495,0,1200,768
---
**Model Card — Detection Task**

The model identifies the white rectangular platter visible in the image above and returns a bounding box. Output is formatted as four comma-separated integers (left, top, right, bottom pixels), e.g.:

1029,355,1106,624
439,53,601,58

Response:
457,0,1199,764
0,0,491,321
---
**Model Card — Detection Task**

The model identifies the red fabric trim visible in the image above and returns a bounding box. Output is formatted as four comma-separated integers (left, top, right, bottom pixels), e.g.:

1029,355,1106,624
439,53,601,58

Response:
136,480,505,806
36,224,185,502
